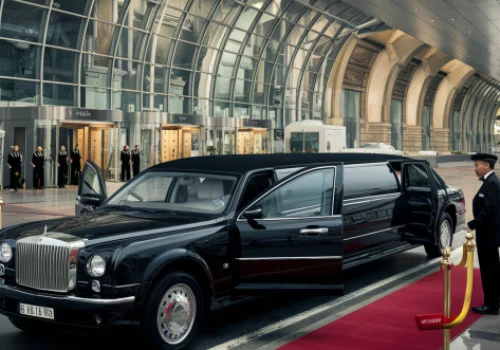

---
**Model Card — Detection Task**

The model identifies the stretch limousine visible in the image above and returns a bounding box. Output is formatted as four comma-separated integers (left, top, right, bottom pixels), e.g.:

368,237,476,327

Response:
0,153,465,349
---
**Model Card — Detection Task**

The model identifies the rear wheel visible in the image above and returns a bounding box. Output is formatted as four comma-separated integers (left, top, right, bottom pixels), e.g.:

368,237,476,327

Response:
143,271,204,349
425,213,453,258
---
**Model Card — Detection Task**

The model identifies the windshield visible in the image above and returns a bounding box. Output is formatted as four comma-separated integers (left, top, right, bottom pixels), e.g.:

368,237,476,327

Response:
104,171,238,214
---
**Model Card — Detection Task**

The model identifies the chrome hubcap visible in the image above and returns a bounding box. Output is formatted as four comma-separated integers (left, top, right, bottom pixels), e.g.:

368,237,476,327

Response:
440,220,451,249
157,283,196,345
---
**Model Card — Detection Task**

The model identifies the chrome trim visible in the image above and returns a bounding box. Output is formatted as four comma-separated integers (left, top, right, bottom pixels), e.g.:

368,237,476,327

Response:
16,232,85,293
0,283,135,305
343,193,400,206
236,165,339,221
300,228,328,234
344,225,405,241
238,214,342,222
236,256,342,260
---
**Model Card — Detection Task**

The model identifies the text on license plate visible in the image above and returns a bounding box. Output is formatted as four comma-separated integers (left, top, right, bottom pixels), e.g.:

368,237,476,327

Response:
19,303,54,320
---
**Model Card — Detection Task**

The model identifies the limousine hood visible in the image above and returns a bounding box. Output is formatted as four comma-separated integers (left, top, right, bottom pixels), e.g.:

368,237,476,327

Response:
0,210,216,243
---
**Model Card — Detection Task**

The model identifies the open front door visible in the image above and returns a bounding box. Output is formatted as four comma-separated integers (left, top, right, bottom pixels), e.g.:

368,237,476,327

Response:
401,161,439,241
75,160,108,216
234,164,344,296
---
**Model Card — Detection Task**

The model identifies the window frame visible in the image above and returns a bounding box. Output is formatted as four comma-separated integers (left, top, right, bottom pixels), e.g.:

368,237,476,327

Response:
236,165,338,221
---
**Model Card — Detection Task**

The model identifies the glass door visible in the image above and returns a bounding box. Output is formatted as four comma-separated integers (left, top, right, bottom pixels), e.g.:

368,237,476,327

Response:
34,120,57,187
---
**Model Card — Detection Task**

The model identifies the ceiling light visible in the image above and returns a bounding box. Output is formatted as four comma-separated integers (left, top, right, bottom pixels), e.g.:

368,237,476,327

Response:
430,19,435,22
414,8,418,11
451,18,455,21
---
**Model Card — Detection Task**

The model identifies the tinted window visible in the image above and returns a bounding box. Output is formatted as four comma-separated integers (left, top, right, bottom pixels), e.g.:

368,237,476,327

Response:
256,168,335,218
343,164,399,199
81,165,102,196
405,164,430,187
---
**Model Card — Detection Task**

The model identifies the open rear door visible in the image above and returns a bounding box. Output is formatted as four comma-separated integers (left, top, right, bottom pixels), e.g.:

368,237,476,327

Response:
401,161,439,242
75,160,108,216
234,163,344,296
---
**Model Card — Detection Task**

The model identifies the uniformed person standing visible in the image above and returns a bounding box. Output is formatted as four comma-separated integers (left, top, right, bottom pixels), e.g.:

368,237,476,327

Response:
466,153,500,315
7,145,23,191
57,146,69,188
131,145,141,177
70,145,81,185
31,146,44,189
120,145,131,181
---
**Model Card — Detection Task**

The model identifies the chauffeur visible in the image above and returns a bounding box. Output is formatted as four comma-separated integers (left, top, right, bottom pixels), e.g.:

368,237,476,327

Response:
131,145,141,177
31,146,44,189
7,145,23,191
120,145,131,181
467,153,500,315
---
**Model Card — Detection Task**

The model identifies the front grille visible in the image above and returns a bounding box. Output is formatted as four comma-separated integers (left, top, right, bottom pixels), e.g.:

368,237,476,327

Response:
15,233,85,293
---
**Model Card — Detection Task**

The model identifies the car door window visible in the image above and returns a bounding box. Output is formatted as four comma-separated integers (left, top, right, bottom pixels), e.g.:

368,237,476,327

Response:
343,164,399,199
254,168,335,218
81,165,102,196
238,172,274,210
405,164,430,187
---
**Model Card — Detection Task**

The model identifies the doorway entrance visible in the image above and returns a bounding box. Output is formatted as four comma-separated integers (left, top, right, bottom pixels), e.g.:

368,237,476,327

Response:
160,125,201,162
237,128,271,154
59,122,117,184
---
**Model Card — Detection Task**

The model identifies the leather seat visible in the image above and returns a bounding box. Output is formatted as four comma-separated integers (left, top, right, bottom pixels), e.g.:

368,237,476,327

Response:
197,179,224,200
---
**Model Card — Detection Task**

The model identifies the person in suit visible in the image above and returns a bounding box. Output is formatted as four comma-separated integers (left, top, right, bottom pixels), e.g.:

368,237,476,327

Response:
466,152,500,315
131,145,141,177
57,146,69,188
31,146,44,189
70,145,81,185
7,145,23,191
120,145,131,181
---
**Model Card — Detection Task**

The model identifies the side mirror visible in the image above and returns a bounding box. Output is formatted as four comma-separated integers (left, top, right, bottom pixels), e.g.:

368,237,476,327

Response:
243,205,263,220
78,194,104,207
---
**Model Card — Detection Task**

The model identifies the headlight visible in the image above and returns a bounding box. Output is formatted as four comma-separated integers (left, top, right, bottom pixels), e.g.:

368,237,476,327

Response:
0,243,12,263
87,255,106,277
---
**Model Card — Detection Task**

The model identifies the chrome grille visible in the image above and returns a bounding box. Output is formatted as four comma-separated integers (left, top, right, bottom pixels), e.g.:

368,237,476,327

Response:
15,233,85,293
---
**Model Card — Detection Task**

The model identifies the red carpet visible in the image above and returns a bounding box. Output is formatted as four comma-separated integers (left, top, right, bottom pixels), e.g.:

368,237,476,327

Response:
280,268,483,350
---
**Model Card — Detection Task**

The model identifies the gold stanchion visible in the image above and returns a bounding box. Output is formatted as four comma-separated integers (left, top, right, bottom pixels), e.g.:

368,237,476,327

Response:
415,231,476,350
442,231,475,329
441,246,452,350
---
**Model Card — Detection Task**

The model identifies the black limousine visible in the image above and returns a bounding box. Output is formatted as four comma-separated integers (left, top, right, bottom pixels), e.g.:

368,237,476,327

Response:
0,153,465,349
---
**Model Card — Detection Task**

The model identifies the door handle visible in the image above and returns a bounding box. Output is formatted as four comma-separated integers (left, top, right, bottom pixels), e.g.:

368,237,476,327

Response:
299,227,328,236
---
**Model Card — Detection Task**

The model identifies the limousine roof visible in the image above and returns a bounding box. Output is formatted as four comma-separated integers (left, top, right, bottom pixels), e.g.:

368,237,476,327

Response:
151,153,413,174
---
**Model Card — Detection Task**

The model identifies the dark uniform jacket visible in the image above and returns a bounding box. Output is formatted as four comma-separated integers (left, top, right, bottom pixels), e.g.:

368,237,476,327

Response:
7,152,22,171
121,150,131,165
70,149,81,170
468,172,500,248
58,151,68,169
32,152,44,169
131,150,140,165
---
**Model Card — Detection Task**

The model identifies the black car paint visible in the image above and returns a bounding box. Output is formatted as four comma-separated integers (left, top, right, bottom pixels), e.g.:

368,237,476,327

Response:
0,156,465,330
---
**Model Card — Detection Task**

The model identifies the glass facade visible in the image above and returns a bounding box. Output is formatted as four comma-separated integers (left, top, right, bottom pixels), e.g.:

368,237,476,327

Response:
0,0,370,127
422,105,431,151
341,89,360,148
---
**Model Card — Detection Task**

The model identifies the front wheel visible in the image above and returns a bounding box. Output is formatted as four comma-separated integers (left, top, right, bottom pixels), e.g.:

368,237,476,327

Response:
143,271,204,349
424,213,453,258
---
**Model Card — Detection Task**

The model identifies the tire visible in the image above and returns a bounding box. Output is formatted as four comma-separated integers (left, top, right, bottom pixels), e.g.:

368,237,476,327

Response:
142,271,205,350
8,315,55,334
424,212,454,258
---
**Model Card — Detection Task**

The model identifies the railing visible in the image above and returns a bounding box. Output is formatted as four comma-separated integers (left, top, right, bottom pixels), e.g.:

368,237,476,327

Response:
415,232,475,350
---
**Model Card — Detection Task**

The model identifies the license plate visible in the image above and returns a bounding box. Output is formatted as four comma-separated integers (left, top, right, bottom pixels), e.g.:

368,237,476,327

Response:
19,303,54,320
